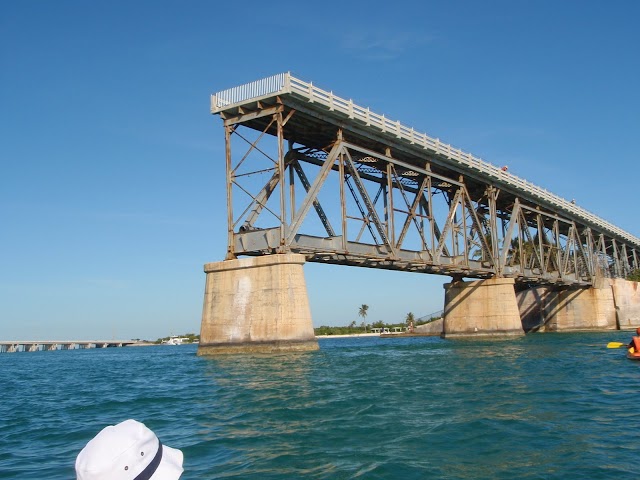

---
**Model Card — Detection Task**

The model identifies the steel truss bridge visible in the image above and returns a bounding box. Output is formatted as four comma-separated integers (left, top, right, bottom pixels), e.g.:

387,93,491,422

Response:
211,73,640,287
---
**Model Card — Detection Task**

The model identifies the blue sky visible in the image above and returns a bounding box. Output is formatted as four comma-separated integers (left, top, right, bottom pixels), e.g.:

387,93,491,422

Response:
2,1,639,341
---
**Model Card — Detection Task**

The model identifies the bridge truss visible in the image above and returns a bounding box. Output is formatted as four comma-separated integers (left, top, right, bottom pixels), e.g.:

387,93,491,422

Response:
212,73,640,286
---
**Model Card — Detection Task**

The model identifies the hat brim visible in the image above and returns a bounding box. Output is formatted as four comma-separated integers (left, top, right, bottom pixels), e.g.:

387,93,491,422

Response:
151,445,184,480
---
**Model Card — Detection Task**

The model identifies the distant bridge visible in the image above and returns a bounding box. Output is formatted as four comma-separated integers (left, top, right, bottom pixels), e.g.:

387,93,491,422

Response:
211,73,639,286
0,340,140,353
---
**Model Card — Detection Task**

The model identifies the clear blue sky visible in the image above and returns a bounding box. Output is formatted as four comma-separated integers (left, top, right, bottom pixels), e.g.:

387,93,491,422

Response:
2,1,639,341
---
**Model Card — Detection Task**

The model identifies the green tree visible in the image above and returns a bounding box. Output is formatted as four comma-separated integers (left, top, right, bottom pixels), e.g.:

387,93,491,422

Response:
472,232,493,261
628,269,640,282
405,312,415,326
508,236,536,267
358,304,369,321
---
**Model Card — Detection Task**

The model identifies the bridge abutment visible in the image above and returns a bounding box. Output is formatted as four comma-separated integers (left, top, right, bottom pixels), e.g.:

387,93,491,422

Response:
610,279,640,329
442,278,523,337
517,284,617,332
197,253,319,355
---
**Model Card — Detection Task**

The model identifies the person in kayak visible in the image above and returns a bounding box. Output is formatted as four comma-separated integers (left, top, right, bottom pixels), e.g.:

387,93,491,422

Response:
75,419,184,480
628,327,640,353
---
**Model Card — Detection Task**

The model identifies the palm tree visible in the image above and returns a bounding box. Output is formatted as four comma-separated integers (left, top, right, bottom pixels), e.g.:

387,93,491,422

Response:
358,304,369,321
509,236,536,268
472,232,493,261
406,312,415,332
405,312,415,326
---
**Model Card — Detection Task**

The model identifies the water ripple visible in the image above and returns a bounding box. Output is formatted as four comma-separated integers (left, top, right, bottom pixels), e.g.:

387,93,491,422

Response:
1,334,639,478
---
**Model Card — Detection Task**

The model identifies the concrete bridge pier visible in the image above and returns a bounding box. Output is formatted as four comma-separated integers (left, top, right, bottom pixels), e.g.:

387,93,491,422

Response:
518,279,639,332
610,279,640,329
198,253,319,355
517,284,617,332
442,278,524,337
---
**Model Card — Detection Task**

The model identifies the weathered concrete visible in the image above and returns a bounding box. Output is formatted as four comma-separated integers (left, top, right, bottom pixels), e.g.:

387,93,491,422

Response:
517,286,549,332
610,278,640,330
414,318,444,336
516,284,617,332
198,254,319,355
442,278,523,337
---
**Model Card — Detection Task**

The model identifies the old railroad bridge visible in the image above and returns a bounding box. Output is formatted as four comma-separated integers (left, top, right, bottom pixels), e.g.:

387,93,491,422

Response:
196,73,640,355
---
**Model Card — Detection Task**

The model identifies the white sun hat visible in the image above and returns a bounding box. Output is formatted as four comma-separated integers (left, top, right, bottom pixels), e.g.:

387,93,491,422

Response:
75,419,184,480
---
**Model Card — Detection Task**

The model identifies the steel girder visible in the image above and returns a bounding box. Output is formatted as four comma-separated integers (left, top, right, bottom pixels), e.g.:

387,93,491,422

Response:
219,102,639,286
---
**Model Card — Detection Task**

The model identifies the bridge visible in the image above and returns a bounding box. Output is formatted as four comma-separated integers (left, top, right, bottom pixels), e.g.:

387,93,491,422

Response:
0,340,140,353
198,73,640,355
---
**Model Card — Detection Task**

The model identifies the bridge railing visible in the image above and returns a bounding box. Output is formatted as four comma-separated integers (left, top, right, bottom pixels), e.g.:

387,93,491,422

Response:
211,73,640,247
213,73,288,109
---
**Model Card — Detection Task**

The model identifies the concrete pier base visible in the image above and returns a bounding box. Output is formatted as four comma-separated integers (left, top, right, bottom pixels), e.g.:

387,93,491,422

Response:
517,284,617,332
442,278,523,337
610,279,640,330
198,254,319,355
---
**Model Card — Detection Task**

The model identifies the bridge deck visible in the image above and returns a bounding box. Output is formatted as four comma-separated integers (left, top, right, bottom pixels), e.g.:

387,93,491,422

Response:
210,73,639,284
212,73,639,249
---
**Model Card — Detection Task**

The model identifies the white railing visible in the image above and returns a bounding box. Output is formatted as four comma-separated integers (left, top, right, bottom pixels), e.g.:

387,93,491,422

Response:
211,73,640,247
211,72,288,109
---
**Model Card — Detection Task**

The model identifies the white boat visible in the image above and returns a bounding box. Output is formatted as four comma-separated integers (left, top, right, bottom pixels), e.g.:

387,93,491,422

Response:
162,336,184,345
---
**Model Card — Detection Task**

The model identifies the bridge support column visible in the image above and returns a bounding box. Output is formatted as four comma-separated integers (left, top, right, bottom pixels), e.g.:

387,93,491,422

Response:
517,284,617,332
442,278,523,337
610,279,640,330
198,253,319,355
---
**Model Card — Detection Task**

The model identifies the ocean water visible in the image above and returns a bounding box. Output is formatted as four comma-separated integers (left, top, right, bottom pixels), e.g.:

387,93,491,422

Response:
1,333,639,479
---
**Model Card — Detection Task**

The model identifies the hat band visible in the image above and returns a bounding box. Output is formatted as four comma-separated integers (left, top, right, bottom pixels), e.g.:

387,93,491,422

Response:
134,441,163,480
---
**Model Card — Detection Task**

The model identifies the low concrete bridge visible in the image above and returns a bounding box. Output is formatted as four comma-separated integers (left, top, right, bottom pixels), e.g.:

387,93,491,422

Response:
199,73,640,354
0,340,139,353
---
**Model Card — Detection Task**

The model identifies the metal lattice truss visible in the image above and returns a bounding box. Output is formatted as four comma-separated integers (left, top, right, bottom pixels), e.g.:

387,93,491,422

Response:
214,75,640,286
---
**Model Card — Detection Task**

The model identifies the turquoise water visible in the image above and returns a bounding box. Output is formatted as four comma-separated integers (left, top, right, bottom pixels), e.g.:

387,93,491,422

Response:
1,333,639,479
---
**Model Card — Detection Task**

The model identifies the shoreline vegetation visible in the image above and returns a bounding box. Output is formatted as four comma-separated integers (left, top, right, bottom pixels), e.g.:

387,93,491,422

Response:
150,315,446,343
314,315,443,337
317,333,380,338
